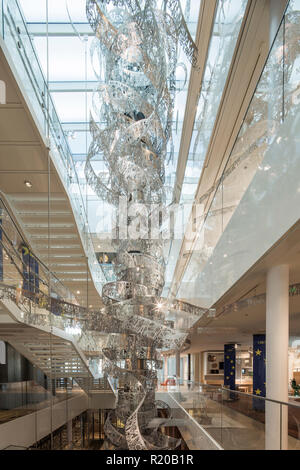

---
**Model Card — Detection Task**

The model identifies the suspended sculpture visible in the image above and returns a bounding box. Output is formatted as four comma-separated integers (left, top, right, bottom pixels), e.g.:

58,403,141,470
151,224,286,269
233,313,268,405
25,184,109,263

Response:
85,0,201,450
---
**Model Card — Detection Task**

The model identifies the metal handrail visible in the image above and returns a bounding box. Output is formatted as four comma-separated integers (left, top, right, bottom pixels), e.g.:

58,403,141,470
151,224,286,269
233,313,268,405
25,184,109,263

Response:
168,379,300,409
220,386,300,409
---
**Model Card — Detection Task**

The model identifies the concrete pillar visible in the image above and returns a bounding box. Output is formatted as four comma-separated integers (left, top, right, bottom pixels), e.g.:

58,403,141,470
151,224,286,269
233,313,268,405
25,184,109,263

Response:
265,264,289,450
176,351,180,381
200,352,205,384
194,353,200,384
163,356,168,381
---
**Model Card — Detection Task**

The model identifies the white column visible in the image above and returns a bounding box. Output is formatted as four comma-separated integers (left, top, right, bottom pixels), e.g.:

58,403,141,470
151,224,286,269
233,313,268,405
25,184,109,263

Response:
194,353,200,384
176,351,180,381
265,264,289,450
163,356,168,381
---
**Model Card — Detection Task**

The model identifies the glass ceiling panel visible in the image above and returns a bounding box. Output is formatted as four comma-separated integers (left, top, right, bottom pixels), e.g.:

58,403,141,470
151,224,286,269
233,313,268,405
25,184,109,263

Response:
19,0,89,22
19,0,202,240
32,37,96,81
51,92,93,122
18,0,248,301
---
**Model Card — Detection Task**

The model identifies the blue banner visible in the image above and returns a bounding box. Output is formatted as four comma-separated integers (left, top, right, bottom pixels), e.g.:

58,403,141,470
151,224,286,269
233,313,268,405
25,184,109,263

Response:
224,344,236,391
253,334,266,410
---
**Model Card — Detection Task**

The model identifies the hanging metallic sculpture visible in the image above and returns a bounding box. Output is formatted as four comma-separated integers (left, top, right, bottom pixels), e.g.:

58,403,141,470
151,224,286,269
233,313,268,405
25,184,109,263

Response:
85,0,200,450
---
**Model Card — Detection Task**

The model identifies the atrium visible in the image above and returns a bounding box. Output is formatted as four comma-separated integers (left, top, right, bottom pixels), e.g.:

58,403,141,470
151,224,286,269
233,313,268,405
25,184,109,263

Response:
0,0,299,453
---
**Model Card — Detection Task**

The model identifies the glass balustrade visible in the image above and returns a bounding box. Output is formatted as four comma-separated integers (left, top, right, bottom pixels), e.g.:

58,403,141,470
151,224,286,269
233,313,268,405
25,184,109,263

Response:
0,378,77,424
165,381,300,450
0,197,106,365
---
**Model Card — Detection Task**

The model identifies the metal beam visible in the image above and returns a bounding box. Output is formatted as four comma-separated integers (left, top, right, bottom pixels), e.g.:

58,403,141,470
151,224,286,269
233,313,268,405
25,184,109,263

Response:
27,21,198,37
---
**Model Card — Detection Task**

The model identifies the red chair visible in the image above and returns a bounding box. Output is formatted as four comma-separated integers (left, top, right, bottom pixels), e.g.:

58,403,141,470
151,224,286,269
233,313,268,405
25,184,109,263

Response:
160,377,176,386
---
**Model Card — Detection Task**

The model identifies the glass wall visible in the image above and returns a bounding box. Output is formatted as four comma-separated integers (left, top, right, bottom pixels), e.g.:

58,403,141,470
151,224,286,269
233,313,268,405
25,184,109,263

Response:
163,0,248,295
178,0,300,307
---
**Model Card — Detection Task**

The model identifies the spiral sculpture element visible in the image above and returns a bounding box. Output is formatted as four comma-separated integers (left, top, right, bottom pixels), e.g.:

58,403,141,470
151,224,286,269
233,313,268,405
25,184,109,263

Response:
85,0,199,450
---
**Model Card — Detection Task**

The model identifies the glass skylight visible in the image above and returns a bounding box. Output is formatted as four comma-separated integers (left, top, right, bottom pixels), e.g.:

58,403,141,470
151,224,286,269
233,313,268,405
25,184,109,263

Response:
19,0,201,238
18,0,248,298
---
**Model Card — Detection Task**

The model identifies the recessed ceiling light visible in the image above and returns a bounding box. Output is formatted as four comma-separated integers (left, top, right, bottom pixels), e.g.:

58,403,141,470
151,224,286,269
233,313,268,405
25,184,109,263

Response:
24,180,33,188
76,290,80,295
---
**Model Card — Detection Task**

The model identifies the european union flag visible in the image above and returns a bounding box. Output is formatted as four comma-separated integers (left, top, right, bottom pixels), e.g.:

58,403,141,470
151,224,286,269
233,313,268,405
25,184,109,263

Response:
224,344,236,391
253,334,266,411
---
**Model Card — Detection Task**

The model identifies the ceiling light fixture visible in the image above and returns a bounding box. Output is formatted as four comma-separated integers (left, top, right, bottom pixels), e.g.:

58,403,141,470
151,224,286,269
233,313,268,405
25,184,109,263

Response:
24,180,33,188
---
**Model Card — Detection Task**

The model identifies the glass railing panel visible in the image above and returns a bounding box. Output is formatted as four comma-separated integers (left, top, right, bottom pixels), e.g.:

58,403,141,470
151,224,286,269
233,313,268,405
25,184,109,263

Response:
165,383,289,450
0,378,88,450
2,0,46,135
0,231,103,367
170,383,223,444
0,199,76,303
219,388,266,450
288,401,300,449
0,197,105,380
156,382,222,450
0,379,78,426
